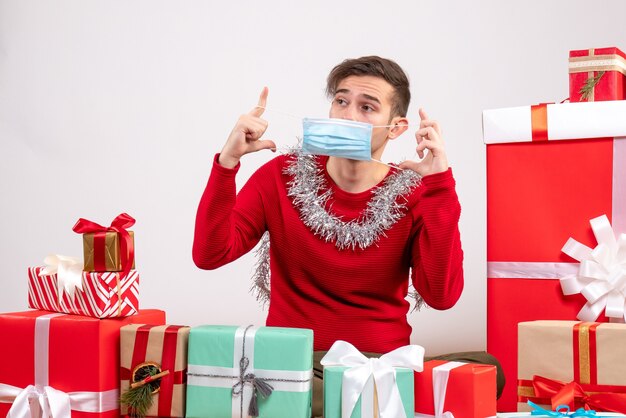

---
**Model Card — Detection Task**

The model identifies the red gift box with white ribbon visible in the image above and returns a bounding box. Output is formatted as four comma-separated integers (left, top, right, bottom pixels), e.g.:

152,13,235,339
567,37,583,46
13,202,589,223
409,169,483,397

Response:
482,100,626,411
0,309,165,418
414,360,497,418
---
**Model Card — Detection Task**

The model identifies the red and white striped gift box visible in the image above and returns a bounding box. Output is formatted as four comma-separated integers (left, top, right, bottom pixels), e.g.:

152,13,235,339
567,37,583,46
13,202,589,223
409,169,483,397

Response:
28,266,139,318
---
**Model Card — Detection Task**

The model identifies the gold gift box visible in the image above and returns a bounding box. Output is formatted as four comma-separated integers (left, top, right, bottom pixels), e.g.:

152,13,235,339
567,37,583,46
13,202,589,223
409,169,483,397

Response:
82,230,135,272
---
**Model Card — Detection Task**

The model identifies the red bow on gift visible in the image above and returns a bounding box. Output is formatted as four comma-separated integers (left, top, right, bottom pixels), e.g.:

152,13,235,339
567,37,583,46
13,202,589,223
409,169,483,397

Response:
532,375,626,413
72,213,135,281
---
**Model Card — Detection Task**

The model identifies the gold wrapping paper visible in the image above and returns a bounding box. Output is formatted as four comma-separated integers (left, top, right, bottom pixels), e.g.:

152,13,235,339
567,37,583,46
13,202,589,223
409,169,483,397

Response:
82,230,135,272
120,324,190,417
517,320,626,412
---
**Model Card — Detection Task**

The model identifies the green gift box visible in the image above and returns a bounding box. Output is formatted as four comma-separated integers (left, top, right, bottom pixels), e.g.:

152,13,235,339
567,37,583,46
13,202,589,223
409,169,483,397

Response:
186,325,313,418
323,366,414,418
321,340,422,418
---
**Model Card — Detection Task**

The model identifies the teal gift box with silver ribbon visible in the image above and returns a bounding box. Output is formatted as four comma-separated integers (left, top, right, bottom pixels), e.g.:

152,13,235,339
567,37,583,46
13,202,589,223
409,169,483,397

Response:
321,340,424,418
186,325,313,418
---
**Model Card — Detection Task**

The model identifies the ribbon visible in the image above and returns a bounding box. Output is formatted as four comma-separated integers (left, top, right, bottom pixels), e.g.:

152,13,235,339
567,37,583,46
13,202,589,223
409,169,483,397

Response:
487,262,579,279
120,367,186,384
528,400,598,417
187,325,313,418
38,255,84,299
531,104,549,142
0,313,119,418
531,375,626,414
231,356,274,417
414,361,466,418
560,215,626,322
569,53,626,76
320,340,425,418
72,213,135,282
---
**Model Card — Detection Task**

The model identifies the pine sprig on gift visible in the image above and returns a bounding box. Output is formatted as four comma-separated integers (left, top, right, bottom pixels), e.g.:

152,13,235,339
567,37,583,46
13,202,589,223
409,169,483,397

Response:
579,71,605,101
120,364,160,418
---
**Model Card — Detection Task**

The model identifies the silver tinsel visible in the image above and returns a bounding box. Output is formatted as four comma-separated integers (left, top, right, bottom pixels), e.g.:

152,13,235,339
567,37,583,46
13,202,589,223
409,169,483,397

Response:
251,149,427,309
251,231,271,305
283,150,422,250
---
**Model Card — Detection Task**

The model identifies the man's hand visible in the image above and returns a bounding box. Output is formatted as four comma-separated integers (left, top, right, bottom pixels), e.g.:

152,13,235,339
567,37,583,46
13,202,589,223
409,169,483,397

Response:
218,87,277,168
399,108,449,176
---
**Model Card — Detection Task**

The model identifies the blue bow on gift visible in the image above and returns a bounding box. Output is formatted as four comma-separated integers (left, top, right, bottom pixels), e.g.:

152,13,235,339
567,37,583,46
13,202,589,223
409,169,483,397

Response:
529,401,598,417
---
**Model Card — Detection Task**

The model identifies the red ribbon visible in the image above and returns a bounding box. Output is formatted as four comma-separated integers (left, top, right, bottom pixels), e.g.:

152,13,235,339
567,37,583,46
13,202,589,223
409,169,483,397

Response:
72,213,135,281
531,103,549,142
532,375,626,413
119,368,186,385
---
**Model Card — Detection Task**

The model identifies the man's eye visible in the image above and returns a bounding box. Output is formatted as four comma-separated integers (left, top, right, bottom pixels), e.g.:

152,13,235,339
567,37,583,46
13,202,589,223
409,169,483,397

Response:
335,98,347,105
362,104,374,112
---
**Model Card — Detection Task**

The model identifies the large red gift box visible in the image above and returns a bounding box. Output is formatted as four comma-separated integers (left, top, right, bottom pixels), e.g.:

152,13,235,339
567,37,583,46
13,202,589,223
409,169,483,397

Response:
569,47,626,102
482,100,626,411
0,309,166,418
28,266,139,318
414,360,497,418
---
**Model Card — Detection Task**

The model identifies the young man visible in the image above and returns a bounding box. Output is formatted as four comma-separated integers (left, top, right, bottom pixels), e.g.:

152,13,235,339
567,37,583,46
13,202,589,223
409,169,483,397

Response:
193,56,502,416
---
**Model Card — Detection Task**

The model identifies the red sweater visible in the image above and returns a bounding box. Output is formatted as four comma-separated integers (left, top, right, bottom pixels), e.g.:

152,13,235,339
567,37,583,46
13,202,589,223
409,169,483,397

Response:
193,153,464,353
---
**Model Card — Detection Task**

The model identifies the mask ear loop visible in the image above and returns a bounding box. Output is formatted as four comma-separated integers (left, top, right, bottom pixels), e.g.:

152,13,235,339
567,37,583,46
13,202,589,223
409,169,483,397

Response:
370,123,417,169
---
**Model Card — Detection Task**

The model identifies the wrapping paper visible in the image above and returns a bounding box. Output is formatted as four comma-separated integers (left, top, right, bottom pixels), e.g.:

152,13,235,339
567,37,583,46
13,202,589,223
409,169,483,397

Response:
517,321,626,413
82,230,136,272
120,324,190,417
0,309,166,418
483,101,626,411
569,47,626,102
186,325,313,418
28,266,139,318
414,360,497,418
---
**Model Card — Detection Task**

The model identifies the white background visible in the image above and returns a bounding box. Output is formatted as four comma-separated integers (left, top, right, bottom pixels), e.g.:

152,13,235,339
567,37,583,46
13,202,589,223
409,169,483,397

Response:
1,0,625,355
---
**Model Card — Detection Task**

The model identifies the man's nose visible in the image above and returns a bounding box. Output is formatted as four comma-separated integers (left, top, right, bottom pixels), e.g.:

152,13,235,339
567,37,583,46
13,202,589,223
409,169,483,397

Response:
339,104,358,121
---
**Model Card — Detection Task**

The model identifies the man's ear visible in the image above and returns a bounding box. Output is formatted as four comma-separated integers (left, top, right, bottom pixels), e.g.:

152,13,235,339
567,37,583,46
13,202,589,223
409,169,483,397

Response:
388,116,409,140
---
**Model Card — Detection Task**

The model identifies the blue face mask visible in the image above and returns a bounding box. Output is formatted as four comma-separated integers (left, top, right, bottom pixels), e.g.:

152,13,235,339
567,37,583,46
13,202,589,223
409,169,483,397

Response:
301,118,373,161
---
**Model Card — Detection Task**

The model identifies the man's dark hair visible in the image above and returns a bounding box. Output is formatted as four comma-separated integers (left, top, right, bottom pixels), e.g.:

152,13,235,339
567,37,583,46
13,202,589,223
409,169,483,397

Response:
326,56,411,118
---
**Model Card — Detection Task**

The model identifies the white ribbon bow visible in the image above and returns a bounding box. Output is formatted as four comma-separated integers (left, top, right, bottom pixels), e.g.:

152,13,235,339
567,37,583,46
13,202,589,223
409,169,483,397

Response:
2,384,71,418
560,215,626,322
0,383,119,418
38,255,84,299
320,340,424,418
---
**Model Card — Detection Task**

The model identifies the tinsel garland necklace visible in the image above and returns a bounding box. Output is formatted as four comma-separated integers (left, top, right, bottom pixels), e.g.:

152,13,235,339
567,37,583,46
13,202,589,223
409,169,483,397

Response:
252,149,422,304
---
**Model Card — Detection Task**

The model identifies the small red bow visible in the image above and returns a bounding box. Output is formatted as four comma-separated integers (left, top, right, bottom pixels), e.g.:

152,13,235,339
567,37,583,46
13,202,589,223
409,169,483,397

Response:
532,375,626,413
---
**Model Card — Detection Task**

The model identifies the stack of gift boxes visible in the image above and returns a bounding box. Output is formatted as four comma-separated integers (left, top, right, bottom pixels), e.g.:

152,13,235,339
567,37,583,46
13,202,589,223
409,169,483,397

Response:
484,46,626,414
0,213,168,418
0,212,499,418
